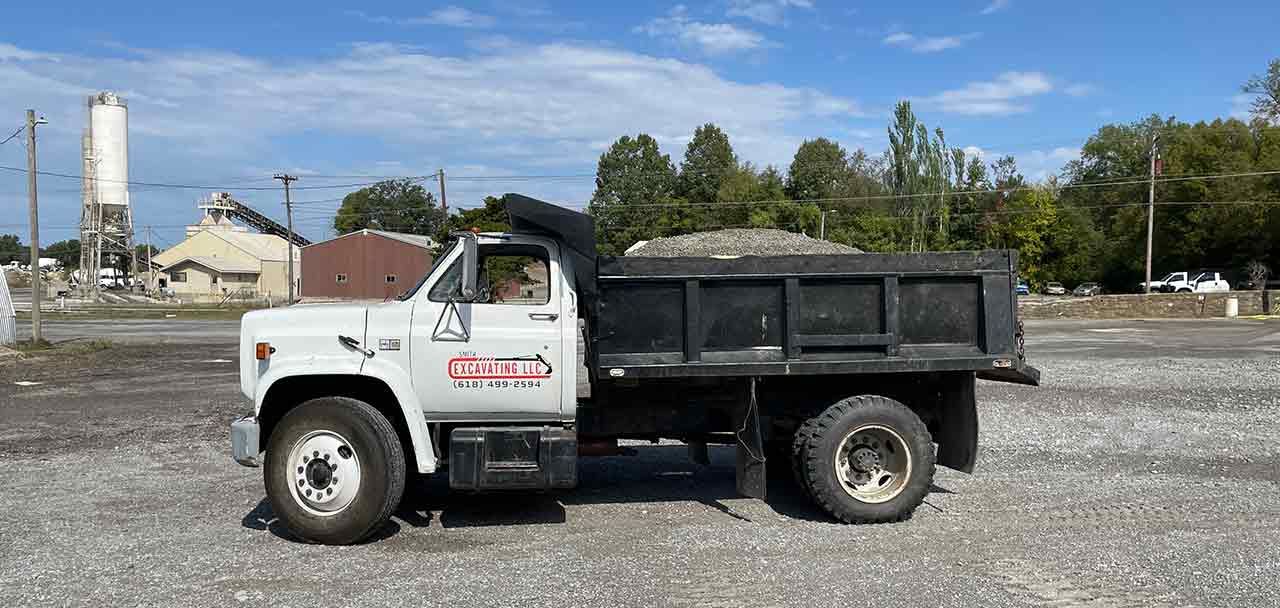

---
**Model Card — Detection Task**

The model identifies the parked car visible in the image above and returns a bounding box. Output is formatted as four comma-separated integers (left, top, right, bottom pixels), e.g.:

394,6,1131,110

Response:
1043,281,1066,295
1015,280,1030,296
1073,282,1102,297
1190,271,1231,293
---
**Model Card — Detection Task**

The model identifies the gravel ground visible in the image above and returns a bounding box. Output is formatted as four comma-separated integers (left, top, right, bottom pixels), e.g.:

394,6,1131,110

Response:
0,318,1277,607
628,229,861,257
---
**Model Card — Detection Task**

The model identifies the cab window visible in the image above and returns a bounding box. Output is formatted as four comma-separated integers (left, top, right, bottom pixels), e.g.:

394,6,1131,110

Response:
428,244,551,305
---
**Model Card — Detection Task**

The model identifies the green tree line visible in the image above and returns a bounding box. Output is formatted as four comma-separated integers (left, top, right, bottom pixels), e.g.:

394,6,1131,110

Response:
333,59,1280,293
583,61,1280,291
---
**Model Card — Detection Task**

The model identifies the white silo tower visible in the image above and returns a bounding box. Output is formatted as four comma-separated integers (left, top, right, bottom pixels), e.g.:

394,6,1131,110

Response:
80,91,137,295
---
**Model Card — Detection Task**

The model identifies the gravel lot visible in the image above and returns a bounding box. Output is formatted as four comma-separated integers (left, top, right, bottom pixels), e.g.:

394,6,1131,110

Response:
1,317,1277,607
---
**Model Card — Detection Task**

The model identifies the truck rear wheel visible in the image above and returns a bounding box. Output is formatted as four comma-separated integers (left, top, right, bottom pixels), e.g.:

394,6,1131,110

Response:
799,395,934,523
264,397,405,545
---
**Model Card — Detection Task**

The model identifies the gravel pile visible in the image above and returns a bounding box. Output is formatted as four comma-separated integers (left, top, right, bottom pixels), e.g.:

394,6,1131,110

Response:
626,228,861,257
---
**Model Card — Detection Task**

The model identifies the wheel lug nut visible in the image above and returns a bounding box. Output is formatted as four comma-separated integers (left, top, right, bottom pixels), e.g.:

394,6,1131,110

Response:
297,479,304,487
326,488,333,496
297,466,304,474
323,454,330,461
305,489,312,497
313,450,319,458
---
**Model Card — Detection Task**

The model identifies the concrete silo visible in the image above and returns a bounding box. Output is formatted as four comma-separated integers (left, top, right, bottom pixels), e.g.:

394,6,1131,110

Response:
79,92,137,295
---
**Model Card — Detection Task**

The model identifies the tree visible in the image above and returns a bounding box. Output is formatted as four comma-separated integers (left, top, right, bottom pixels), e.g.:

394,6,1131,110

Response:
886,101,964,251
787,138,848,201
0,234,23,264
678,123,737,206
333,179,445,236
435,195,532,292
1243,58,1280,124
587,134,679,255
988,186,1058,286
44,240,81,268
1063,114,1280,291
436,195,511,243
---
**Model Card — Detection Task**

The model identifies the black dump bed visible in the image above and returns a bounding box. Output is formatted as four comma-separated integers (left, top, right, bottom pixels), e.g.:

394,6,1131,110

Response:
503,193,1039,386
593,252,1039,386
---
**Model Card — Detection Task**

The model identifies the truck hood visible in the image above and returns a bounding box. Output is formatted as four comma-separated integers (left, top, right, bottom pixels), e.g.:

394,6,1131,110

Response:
239,303,370,402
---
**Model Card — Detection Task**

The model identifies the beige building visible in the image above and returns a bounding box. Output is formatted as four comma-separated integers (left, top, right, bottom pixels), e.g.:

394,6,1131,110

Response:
152,229,300,303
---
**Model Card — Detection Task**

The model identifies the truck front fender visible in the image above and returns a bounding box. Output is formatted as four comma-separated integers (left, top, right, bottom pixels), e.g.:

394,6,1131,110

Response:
254,359,437,474
359,357,437,474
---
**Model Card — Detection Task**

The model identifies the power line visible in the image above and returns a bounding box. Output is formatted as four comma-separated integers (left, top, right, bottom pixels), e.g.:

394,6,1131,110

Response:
0,164,433,191
0,126,24,146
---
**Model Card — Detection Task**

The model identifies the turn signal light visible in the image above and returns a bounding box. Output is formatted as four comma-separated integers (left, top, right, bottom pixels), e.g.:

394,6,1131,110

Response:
256,342,272,360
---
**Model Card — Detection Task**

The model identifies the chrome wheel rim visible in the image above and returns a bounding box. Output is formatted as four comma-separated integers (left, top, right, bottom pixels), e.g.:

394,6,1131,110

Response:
286,430,361,516
834,424,912,504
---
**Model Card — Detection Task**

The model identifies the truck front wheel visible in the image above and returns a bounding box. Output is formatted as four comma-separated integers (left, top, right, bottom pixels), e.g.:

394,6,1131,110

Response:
263,397,406,545
799,395,934,524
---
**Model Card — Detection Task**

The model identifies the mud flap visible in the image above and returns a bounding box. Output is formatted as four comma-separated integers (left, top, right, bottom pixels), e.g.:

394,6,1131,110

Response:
935,373,979,473
733,378,766,499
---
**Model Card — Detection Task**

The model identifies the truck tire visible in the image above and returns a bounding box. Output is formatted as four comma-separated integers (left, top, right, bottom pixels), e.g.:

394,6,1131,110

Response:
263,397,406,545
799,395,934,524
791,417,821,500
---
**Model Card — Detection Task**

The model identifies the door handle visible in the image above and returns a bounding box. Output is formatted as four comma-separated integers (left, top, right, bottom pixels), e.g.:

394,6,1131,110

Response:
529,313,559,321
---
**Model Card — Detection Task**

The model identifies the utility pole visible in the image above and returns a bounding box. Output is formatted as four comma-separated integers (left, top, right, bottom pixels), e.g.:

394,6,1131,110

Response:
1143,134,1160,294
274,174,298,304
26,110,47,343
437,169,448,212
145,226,153,292
819,209,836,240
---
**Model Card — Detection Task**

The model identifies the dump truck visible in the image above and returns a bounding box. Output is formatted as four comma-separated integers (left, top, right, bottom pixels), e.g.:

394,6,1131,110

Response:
231,195,1040,544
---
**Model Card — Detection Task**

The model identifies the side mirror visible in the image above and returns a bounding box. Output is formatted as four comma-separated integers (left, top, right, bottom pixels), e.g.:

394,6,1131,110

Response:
459,232,479,302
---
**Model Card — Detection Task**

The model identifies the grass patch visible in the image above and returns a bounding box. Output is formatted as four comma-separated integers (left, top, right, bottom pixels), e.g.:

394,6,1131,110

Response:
13,338,53,352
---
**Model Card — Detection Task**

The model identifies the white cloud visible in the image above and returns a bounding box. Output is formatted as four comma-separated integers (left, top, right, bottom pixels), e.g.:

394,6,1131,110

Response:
0,42,57,62
924,71,1053,115
636,6,775,55
0,40,860,181
1064,83,1097,97
345,6,495,28
980,0,1011,15
882,32,981,53
1230,93,1254,120
726,0,814,25
962,145,988,160
1021,146,1079,180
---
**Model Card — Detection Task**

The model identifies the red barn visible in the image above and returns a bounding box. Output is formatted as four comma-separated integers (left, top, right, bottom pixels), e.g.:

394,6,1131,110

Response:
301,230,434,300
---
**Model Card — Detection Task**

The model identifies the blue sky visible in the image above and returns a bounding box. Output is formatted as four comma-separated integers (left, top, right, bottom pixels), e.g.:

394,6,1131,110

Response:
0,0,1275,246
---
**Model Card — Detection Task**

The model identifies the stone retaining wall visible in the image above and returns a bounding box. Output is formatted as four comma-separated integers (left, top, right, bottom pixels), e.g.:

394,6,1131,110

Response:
1018,290,1279,319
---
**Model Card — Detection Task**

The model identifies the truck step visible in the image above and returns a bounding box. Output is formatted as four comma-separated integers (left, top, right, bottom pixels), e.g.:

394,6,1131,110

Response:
449,427,577,491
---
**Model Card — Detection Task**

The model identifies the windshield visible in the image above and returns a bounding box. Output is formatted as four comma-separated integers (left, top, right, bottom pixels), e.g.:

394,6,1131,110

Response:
1160,273,1176,282
396,239,458,301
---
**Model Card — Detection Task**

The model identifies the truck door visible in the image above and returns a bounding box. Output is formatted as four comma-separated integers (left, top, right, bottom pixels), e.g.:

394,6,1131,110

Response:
410,240,564,421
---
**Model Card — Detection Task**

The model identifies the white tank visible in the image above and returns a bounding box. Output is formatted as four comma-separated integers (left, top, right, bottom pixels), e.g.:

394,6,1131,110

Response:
89,92,129,208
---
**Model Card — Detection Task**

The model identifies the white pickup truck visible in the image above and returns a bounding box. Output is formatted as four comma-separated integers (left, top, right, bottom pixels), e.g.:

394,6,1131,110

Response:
231,195,1039,544
1160,271,1231,293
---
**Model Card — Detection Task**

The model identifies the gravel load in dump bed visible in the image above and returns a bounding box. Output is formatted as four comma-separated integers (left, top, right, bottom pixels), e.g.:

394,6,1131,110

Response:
626,228,862,257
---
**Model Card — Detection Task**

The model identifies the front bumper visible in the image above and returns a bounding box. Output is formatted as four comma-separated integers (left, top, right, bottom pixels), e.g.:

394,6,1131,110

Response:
231,415,261,467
